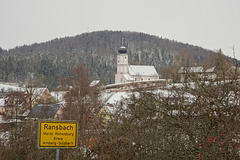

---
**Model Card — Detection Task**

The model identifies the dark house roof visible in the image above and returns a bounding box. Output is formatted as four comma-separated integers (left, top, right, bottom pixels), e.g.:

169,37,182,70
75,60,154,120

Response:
28,104,61,119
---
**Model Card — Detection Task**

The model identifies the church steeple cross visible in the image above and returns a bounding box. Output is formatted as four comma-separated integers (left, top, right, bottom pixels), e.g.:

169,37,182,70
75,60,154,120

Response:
121,37,125,46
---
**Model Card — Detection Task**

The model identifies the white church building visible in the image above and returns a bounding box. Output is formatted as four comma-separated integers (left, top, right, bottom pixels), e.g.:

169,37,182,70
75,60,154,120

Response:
115,40,159,84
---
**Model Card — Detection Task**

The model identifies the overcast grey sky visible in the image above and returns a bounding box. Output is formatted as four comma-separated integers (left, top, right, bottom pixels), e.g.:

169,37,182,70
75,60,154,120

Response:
1,0,239,60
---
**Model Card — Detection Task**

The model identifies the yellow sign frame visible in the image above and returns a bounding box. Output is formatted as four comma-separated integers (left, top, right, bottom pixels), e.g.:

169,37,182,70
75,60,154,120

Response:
38,120,78,148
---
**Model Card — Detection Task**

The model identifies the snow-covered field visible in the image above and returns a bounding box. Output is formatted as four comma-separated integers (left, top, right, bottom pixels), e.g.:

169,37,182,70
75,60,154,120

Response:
0,115,22,124
0,82,24,92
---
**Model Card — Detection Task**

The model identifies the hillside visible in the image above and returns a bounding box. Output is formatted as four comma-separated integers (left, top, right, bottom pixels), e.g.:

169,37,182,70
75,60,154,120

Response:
0,30,213,88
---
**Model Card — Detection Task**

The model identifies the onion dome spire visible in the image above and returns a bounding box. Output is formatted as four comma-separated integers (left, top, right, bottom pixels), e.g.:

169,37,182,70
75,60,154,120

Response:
118,37,127,54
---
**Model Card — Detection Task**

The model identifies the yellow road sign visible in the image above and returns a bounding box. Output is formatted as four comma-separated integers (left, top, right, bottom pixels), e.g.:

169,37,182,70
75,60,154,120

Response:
38,120,78,148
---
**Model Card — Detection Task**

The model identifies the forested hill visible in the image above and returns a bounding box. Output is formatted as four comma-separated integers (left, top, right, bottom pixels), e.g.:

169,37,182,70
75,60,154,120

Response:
0,30,213,88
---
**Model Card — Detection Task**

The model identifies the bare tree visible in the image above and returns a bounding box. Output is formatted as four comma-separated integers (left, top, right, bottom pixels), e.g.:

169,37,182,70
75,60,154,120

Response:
90,53,240,159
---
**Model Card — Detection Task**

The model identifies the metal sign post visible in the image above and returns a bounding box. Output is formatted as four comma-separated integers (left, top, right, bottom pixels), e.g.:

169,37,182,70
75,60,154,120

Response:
56,149,60,160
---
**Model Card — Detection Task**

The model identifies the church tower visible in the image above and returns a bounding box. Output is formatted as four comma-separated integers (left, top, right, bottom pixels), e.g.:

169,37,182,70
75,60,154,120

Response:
115,37,129,84
115,37,159,84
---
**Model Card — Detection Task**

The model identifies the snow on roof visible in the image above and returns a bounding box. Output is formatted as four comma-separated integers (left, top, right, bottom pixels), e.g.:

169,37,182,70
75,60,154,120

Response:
189,67,203,73
105,105,116,114
90,80,100,87
123,74,134,81
101,82,197,104
0,98,4,106
31,88,47,99
22,110,30,116
105,92,131,104
51,91,67,102
205,66,215,73
178,66,204,73
154,89,172,97
129,65,158,76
